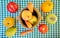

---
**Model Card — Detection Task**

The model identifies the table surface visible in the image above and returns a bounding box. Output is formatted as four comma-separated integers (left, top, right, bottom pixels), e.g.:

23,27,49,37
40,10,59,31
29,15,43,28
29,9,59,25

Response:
0,0,60,38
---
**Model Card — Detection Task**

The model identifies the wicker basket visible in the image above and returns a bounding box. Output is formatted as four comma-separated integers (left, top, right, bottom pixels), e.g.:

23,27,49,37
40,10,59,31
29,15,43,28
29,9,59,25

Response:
19,7,42,28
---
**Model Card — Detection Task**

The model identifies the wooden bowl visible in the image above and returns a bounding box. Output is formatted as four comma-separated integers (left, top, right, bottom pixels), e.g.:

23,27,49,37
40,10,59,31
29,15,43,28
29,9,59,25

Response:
19,7,42,28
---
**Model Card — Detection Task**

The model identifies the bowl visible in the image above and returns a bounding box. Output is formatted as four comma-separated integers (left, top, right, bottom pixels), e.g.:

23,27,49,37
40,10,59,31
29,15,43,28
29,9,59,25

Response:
19,7,42,28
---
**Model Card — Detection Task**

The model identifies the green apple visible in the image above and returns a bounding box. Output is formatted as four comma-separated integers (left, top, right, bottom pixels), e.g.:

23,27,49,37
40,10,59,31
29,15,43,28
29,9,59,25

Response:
46,14,57,24
29,16,37,24
5,27,17,37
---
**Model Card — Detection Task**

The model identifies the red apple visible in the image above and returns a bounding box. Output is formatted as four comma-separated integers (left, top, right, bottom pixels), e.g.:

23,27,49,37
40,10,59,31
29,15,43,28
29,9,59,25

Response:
38,24,48,34
7,2,18,13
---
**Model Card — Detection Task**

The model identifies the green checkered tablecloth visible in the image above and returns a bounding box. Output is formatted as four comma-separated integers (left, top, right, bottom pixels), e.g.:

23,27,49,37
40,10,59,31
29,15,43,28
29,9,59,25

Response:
0,0,60,38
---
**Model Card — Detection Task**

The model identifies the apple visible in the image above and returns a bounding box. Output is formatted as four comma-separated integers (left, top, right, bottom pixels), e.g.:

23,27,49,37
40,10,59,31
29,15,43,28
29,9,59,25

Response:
38,24,48,34
7,2,18,13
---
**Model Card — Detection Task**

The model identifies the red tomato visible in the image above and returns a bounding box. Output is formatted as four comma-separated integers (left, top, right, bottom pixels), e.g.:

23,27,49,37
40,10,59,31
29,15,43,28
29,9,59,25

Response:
38,24,48,34
7,2,18,13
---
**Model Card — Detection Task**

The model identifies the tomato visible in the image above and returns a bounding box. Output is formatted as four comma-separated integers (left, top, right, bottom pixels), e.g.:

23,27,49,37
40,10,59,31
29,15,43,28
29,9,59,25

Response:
7,2,18,13
38,24,48,34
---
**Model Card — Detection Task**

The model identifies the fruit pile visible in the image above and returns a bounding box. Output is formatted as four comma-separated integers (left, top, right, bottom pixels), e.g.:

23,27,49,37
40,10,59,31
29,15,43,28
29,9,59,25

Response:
3,17,17,37
21,2,38,28
3,1,58,37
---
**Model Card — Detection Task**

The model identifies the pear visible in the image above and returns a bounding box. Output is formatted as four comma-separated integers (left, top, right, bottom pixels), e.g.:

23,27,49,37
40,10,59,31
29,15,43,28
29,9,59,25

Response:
46,14,57,24
27,2,34,13
5,27,17,37
29,16,37,24
3,17,15,28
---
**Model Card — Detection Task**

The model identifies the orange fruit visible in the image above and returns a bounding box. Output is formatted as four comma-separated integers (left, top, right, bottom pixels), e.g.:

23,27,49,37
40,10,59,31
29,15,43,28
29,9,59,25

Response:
3,17,15,28
41,1,53,13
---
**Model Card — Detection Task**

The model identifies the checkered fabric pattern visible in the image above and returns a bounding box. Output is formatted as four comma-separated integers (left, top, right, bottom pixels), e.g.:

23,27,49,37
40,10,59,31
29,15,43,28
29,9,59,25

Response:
0,0,59,38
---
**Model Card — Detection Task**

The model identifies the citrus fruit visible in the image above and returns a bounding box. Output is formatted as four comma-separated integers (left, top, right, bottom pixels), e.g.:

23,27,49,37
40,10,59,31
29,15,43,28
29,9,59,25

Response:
41,1,53,13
